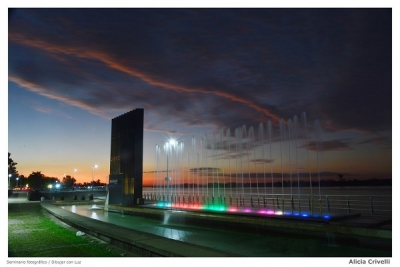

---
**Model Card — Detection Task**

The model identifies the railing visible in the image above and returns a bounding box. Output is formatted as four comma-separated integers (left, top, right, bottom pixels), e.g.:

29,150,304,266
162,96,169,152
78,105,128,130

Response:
143,192,392,216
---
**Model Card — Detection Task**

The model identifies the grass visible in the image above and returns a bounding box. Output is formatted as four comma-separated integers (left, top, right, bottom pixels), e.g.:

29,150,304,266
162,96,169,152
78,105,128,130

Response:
8,202,126,257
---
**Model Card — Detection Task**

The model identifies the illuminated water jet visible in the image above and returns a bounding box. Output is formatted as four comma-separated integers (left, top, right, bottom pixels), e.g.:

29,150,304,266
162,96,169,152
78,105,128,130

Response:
149,112,327,219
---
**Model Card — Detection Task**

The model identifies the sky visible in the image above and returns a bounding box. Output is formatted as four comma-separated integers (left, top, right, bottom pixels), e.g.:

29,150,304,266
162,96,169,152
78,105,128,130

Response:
5,3,395,187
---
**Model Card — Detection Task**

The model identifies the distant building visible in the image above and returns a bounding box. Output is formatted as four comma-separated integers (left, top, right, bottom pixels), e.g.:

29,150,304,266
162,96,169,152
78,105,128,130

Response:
108,108,144,205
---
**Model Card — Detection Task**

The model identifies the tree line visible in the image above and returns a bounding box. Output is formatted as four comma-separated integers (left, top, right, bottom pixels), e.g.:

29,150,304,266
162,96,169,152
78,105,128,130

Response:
8,152,105,190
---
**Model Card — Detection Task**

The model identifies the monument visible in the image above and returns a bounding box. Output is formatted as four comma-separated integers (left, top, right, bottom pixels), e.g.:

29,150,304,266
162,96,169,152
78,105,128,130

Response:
107,108,144,205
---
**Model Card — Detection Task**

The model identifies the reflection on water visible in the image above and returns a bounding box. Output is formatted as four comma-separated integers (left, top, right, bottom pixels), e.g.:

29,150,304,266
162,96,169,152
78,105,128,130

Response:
60,203,390,256
153,226,189,241
163,211,171,224
61,205,190,242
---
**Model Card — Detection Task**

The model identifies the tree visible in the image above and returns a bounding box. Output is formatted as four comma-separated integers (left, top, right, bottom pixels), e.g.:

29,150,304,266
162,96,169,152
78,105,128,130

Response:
27,171,45,190
62,175,76,189
338,174,344,181
8,152,18,176
8,153,19,188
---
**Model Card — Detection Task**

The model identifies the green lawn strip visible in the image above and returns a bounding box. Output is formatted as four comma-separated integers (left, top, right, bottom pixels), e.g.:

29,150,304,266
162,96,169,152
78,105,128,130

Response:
8,204,121,257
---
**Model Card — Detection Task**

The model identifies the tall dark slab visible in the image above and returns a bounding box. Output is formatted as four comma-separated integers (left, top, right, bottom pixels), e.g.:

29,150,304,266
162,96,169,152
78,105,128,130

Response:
108,108,144,205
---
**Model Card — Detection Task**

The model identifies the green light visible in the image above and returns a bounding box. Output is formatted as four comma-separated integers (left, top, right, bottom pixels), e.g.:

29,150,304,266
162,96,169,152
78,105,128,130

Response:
203,204,227,212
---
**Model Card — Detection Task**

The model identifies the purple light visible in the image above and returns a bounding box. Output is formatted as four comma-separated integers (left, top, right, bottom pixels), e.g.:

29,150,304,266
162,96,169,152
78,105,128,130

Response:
153,201,332,221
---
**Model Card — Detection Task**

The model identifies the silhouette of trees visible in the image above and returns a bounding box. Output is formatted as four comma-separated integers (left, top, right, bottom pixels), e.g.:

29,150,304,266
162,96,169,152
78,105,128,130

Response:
8,153,20,188
27,171,45,190
62,175,76,189
8,153,18,175
7,153,107,190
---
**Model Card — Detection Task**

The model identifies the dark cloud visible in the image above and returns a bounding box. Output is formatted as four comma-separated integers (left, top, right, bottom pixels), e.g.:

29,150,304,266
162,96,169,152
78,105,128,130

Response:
8,8,391,137
301,139,353,152
357,136,392,149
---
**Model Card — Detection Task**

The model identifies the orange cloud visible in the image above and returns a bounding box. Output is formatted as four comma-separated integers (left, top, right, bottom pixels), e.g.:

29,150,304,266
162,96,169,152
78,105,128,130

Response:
9,33,282,124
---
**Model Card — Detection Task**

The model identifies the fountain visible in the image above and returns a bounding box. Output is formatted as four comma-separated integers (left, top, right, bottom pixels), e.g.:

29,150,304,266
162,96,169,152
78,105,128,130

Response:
149,112,330,219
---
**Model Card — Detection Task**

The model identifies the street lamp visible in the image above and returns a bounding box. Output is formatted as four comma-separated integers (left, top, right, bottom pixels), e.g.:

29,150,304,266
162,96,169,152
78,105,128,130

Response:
73,169,77,191
16,177,19,188
92,164,98,192
8,174,11,189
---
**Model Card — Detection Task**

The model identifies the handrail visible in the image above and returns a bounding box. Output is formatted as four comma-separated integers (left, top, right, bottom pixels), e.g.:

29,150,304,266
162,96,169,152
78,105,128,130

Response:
143,191,392,217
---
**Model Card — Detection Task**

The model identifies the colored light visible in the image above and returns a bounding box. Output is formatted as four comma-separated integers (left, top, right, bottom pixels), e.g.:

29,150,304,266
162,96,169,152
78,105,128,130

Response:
153,201,332,221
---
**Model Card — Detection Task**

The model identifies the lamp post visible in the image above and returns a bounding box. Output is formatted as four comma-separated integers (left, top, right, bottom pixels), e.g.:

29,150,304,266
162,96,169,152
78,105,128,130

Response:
8,174,11,189
73,169,77,191
92,164,98,192
16,177,19,188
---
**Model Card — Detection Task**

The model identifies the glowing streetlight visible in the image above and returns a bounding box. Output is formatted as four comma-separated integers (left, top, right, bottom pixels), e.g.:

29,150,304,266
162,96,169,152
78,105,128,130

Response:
92,164,98,191
16,177,19,188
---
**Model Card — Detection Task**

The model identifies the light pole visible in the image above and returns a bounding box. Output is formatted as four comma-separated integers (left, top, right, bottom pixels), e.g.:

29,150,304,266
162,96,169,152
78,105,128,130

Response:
8,174,11,189
16,177,19,188
92,165,98,192
73,169,77,191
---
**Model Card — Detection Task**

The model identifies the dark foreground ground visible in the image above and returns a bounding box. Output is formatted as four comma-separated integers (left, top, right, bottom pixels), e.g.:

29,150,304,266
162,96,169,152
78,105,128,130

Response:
8,202,140,257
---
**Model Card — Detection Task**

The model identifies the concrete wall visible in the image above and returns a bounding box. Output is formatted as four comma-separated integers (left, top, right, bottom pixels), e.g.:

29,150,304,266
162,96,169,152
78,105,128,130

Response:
8,190,107,201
